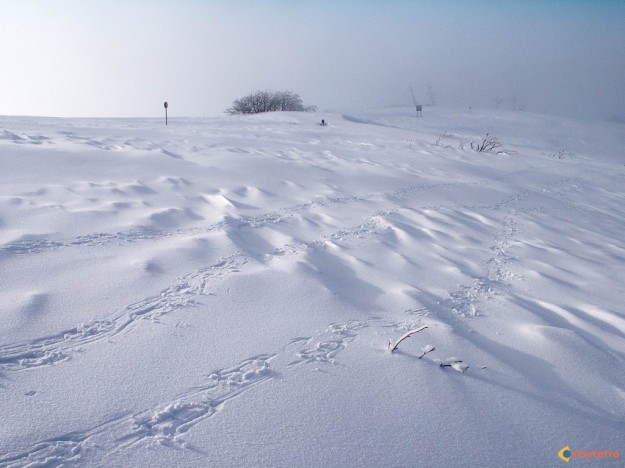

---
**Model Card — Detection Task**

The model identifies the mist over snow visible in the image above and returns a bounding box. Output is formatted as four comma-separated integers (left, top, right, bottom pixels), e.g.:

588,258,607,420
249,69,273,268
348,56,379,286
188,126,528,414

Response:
0,106,624,466
1,0,624,120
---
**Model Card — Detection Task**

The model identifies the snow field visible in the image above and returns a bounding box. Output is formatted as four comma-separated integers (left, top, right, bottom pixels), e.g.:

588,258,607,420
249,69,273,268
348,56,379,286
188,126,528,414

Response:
1,107,624,466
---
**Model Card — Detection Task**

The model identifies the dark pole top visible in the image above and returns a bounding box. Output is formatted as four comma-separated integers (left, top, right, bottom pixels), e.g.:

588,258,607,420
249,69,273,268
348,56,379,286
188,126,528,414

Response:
164,102,168,109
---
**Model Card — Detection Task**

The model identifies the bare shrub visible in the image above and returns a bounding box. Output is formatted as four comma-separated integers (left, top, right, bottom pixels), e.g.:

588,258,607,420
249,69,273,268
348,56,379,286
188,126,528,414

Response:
469,132,503,153
552,147,571,159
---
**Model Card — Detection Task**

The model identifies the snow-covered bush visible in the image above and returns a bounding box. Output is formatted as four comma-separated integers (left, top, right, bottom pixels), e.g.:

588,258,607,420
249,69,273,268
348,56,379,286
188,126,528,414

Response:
226,90,317,115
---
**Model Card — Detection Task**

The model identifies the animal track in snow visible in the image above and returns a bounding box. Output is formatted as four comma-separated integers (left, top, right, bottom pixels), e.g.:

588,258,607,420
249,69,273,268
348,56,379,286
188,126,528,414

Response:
486,211,520,283
0,312,429,466
125,354,276,447
0,354,276,465
449,277,495,317
290,320,369,365
448,206,523,317
0,254,246,372
1,316,374,464
0,438,85,467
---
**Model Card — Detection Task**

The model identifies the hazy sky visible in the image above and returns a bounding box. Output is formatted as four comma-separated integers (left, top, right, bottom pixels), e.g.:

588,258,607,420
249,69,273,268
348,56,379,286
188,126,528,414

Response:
1,0,624,119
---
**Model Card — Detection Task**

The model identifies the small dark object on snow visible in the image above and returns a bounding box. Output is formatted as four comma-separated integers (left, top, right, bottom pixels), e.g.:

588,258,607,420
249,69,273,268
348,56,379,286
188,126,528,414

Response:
321,119,327,126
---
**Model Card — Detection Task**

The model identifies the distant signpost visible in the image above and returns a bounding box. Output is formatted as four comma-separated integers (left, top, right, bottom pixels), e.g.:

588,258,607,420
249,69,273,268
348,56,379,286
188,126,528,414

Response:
410,87,423,117
164,101,168,126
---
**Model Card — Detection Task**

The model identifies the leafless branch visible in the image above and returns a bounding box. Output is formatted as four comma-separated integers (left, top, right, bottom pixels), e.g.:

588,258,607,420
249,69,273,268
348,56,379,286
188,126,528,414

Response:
388,325,428,352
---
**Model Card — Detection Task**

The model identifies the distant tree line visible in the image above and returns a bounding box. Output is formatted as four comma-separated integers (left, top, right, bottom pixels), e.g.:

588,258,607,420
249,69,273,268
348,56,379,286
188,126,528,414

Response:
226,90,317,115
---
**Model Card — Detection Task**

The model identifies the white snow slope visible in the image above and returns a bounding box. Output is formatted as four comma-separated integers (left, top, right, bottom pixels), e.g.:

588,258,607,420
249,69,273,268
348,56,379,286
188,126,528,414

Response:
1,107,624,467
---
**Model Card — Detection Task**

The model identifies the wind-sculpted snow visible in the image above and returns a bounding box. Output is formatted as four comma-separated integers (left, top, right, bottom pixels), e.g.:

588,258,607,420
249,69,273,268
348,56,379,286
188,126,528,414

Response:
0,211,395,372
0,176,498,373
1,109,624,467
0,129,50,144
0,180,466,257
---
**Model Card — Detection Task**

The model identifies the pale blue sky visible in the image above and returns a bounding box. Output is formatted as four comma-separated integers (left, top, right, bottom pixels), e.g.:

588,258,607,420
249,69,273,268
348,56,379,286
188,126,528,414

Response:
1,1,624,119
